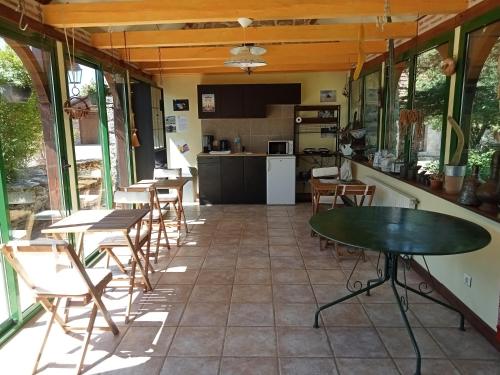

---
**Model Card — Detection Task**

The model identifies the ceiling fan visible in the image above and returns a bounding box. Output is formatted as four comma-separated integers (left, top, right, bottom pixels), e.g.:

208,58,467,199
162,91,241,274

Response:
224,17,267,74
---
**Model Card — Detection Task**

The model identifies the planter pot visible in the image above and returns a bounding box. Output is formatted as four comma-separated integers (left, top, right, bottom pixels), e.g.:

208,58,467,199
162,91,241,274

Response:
430,179,443,191
0,84,32,103
443,165,466,194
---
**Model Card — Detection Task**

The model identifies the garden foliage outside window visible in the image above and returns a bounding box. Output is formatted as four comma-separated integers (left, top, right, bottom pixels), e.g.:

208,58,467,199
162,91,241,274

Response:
460,20,499,179
387,61,410,159
363,71,381,153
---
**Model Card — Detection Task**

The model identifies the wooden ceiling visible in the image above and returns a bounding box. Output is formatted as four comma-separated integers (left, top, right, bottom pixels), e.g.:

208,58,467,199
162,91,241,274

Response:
40,0,468,75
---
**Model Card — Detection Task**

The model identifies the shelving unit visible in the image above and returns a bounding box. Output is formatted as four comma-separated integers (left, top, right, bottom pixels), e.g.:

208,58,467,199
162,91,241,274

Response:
293,105,341,201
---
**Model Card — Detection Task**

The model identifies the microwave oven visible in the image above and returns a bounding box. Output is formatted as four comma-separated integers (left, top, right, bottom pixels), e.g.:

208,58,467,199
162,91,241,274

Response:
268,140,294,155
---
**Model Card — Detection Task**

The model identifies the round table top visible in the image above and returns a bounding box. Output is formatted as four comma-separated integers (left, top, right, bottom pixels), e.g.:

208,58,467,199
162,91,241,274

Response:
309,207,491,256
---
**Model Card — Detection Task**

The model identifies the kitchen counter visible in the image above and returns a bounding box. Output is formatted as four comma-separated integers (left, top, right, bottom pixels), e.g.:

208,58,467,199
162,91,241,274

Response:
197,152,267,157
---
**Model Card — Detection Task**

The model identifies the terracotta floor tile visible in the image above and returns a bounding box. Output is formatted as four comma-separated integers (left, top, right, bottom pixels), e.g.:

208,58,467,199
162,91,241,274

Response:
168,327,225,356
410,303,469,328
277,327,332,357
275,303,318,326
207,245,239,257
132,302,185,327
236,255,271,269
279,357,338,375
234,269,271,284
327,326,388,358
378,327,445,358
364,303,421,327
270,256,305,269
139,285,192,303
180,303,229,326
307,270,346,284
168,256,205,270
221,357,278,375
320,303,372,326
272,269,310,284
395,358,460,375
157,270,199,284
312,284,360,304
115,326,176,357
86,355,165,375
196,269,235,285
175,246,209,257
202,256,237,269
223,327,277,356
273,284,316,304
428,328,500,360
232,285,273,303
238,245,269,256
303,256,340,270
228,303,274,326
452,359,500,375
189,284,232,303
269,245,301,257
336,358,399,375
160,357,220,375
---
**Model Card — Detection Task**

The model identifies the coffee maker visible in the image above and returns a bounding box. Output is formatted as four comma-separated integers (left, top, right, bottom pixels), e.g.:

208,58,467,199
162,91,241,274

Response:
202,135,214,153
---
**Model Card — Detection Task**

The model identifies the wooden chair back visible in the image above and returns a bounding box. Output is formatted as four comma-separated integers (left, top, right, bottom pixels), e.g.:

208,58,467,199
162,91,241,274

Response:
1,239,94,297
311,166,339,179
332,184,376,208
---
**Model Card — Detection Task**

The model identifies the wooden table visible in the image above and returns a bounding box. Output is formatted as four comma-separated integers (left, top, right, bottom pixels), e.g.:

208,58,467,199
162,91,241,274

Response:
42,209,152,291
310,178,365,214
309,207,491,375
138,178,190,244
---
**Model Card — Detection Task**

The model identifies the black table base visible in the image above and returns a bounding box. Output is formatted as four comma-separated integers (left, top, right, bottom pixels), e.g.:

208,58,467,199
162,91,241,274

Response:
313,252,465,375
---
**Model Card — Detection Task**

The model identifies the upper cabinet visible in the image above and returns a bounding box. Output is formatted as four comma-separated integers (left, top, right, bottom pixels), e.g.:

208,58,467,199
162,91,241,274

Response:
197,83,301,119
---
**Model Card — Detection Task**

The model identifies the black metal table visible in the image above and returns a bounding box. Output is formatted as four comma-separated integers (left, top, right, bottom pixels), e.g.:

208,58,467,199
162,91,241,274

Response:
309,207,491,375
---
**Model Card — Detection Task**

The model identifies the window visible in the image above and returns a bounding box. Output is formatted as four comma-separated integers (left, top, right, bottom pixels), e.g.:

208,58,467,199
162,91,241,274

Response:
151,86,165,149
349,78,362,124
386,61,410,159
413,43,449,166
363,71,381,153
460,20,499,179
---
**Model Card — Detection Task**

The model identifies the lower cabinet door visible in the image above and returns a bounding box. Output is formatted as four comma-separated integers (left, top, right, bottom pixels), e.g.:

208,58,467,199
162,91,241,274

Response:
221,157,245,204
198,157,221,204
244,157,266,203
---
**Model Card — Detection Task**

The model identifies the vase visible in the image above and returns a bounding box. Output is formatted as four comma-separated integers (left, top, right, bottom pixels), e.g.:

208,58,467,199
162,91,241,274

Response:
443,165,466,194
457,165,481,206
475,150,500,213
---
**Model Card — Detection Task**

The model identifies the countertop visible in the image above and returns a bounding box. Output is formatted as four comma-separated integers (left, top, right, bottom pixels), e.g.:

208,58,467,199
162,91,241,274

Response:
198,152,268,157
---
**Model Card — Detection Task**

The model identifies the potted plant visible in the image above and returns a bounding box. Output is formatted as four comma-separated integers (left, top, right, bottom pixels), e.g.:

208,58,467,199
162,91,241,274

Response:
443,116,467,194
425,161,443,190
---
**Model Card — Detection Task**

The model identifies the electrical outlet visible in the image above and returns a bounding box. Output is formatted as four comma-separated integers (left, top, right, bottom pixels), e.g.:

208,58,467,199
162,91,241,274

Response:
463,273,472,288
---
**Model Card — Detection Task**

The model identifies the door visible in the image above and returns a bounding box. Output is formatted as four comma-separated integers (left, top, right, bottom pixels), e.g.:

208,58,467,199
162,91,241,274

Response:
267,157,295,205
221,157,244,203
244,157,266,203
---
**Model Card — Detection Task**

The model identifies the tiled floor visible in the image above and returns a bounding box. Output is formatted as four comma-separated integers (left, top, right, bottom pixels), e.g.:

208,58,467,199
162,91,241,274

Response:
0,204,499,374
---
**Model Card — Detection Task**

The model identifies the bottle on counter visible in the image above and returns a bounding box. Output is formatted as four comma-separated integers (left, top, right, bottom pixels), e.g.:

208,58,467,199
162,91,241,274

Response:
234,135,242,153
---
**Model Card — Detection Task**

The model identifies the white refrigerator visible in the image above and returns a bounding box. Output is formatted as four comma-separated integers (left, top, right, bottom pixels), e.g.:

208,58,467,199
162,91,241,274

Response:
266,155,296,205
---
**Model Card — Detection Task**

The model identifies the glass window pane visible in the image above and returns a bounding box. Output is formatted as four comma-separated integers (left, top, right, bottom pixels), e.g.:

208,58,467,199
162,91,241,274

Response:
350,78,362,124
0,36,64,312
151,87,164,150
461,21,499,179
414,44,449,166
387,62,410,158
68,63,106,210
363,71,381,153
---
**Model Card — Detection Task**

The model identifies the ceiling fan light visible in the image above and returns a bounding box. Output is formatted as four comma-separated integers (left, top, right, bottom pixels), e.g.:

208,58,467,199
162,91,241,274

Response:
237,17,253,28
224,57,267,68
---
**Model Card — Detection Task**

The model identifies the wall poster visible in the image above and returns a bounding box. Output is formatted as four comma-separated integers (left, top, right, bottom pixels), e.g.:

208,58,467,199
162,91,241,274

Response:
201,93,215,112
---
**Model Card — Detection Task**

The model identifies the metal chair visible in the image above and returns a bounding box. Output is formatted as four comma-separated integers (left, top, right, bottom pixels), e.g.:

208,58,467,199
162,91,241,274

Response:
1,239,119,375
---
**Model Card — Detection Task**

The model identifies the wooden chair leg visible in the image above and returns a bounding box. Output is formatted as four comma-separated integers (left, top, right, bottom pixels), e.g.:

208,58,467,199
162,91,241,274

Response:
125,260,136,324
33,298,61,375
75,302,98,375
105,248,128,275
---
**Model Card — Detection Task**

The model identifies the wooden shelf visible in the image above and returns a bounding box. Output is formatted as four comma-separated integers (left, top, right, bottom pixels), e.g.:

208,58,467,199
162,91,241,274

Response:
295,105,339,111
297,117,338,124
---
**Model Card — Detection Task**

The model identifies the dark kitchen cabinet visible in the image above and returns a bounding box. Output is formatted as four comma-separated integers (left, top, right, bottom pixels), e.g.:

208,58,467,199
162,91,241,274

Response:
198,157,221,204
244,157,267,203
221,157,245,204
198,156,266,204
197,84,301,119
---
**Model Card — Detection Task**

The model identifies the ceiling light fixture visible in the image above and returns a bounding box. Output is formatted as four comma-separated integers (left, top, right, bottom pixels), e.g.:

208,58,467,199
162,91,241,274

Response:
224,17,267,74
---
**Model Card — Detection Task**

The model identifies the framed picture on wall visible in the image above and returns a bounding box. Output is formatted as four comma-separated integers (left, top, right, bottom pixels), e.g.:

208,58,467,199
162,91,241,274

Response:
320,89,336,102
173,99,189,111
201,93,215,112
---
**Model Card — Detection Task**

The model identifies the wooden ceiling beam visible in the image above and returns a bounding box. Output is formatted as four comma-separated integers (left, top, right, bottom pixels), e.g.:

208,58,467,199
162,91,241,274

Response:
155,63,352,75
42,0,467,28
92,22,417,49
122,41,386,62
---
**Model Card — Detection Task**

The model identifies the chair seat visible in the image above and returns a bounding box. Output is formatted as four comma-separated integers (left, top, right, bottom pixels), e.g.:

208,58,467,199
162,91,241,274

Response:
35,268,112,297
144,208,168,221
157,193,178,203
98,228,149,247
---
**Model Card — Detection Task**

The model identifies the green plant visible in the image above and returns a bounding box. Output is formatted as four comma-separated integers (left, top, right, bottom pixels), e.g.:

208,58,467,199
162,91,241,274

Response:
467,148,495,180
0,46,42,181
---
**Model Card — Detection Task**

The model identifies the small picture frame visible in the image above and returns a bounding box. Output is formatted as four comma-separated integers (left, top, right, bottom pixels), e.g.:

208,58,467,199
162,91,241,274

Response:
201,93,215,112
320,89,336,102
173,99,189,111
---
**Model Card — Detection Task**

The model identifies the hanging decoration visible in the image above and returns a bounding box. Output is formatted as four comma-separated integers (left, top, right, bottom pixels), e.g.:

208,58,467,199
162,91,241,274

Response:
16,0,28,31
124,31,140,148
63,28,90,120
440,57,456,76
131,128,141,148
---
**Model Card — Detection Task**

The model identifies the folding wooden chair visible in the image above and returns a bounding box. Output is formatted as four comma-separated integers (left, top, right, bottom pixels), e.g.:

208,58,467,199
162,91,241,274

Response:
98,189,154,322
1,239,119,375
326,184,376,260
154,167,189,233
